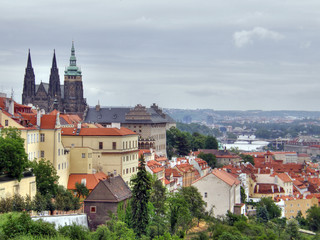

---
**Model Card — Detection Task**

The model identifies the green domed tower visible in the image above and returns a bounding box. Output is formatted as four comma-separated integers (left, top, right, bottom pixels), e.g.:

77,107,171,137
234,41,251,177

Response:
63,41,87,114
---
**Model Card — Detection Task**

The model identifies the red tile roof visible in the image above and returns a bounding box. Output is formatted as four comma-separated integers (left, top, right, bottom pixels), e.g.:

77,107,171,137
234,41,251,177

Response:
165,168,182,178
40,115,57,129
67,172,108,190
211,169,241,186
61,127,137,136
254,183,284,194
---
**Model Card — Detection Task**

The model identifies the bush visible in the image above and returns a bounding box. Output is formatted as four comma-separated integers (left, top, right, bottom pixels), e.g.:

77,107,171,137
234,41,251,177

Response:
58,223,90,240
1,212,57,239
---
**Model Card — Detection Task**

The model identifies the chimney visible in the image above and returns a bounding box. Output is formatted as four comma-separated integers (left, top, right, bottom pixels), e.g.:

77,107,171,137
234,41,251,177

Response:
36,107,41,127
6,98,14,115
95,100,100,111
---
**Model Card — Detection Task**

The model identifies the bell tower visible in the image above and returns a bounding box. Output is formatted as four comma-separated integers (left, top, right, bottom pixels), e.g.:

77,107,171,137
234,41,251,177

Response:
64,41,86,114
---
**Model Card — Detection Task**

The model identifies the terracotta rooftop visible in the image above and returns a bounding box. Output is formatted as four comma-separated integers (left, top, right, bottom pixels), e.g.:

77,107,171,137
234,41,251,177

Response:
61,127,137,136
40,115,57,129
67,172,108,190
254,183,284,194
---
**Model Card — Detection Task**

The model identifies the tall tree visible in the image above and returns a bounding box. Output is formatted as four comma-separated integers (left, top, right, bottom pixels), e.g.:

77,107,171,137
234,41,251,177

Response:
198,152,217,168
257,197,281,220
0,127,28,181
179,186,206,226
31,159,59,197
204,136,218,149
307,205,320,232
131,155,152,237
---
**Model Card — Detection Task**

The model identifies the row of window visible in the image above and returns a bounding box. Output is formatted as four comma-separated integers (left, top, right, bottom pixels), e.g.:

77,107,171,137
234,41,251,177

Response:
58,162,68,170
123,167,138,175
81,153,92,158
98,141,138,150
122,154,138,162
27,133,61,144
28,151,45,160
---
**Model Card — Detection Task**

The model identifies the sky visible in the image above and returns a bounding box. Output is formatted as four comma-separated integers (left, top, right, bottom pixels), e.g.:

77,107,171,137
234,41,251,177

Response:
1,0,320,111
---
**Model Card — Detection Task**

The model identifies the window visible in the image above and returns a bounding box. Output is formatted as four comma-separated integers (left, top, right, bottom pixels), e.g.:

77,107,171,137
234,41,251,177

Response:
99,142,103,149
123,170,125,175
58,133,61,142
58,164,60,170
132,167,135,173
126,168,128,174
90,206,96,213
58,149,60,156
41,151,45,158
204,192,207,198
112,142,116,150
40,133,45,142
82,153,86,158
5,120,8,126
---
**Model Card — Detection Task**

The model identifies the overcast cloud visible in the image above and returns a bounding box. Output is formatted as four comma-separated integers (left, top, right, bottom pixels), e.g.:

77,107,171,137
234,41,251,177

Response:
1,0,320,110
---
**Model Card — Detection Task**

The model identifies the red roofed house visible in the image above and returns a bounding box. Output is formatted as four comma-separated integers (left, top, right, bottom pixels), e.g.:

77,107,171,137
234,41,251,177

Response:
189,156,210,177
61,125,139,184
198,149,241,166
146,160,165,182
192,169,241,216
164,168,182,192
174,163,196,187
252,183,285,200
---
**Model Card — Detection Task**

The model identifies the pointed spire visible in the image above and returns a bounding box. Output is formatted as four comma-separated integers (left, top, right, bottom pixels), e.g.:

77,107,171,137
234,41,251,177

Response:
27,49,32,69
52,49,57,69
70,41,77,66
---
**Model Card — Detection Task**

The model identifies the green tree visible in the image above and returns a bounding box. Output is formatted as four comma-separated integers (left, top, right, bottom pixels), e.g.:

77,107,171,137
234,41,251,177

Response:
240,186,246,203
74,182,89,199
32,159,59,197
307,205,320,232
286,219,301,240
55,185,80,212
256,206,269,223
179,186,206,226
131,155,152,237
257,197,281,220
240,154,255,166
150,179,167,215
0,127,28,181
167,192,192,235
198,152,217,168
204,136,218,149
33,192,47,214
11,194,25,212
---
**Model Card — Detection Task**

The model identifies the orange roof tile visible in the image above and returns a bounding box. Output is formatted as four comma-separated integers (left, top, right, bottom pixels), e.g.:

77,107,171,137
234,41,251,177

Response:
40,115,57,129
211,169,241,186
275,173,292,183
67,172,108,190
61,127,137,136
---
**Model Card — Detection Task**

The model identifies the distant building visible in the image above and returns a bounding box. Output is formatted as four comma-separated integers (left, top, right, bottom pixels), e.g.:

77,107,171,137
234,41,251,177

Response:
84,103,176,156
22,42,87,115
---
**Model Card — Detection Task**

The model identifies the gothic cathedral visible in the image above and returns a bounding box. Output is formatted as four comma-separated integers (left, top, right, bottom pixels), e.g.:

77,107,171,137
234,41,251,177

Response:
22,42,87,115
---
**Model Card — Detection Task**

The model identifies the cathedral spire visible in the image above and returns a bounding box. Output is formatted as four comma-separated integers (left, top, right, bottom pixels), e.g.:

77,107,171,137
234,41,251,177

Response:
27,49,32,69
22,49,35,105
48,49,61,103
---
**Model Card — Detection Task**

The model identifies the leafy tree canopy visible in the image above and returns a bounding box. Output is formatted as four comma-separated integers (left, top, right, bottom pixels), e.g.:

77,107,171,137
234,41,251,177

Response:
0,127,29,181
31,159,59,197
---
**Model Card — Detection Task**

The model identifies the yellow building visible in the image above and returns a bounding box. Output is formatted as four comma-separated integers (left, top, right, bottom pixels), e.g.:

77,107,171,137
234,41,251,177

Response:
283,197,318,219
61,126,139,184
0,106,70,188
0,175,36,199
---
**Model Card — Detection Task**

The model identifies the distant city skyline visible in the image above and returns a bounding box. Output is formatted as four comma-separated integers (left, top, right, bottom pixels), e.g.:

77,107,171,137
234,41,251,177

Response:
1,1,320,111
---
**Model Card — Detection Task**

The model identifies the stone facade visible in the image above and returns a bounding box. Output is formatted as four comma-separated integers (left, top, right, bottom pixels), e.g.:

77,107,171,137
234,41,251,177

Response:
22,42,87,115
84,103,176,156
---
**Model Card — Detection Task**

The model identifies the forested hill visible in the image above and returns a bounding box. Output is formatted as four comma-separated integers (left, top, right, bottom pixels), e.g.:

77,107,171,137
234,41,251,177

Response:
164,109,320,123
